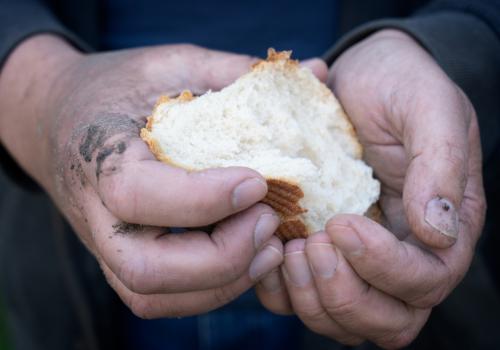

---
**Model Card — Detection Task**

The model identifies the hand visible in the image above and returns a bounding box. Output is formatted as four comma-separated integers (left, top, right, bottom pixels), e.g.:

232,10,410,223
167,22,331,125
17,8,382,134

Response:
255,29,486,348
0,36,289,317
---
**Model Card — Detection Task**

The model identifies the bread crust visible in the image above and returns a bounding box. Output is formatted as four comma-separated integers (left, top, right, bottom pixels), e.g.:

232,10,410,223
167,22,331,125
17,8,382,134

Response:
365,203,383,224
141,90,196,165
261,179,309,240
140,50,376,241
143,122,312,239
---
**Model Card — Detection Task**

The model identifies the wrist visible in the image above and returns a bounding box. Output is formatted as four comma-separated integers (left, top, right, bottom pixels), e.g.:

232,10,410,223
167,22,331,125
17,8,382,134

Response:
0,34,81,189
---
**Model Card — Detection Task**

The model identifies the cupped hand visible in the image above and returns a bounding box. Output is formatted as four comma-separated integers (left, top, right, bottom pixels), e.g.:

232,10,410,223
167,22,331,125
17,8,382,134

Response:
0,37,293,318
256,29,486,348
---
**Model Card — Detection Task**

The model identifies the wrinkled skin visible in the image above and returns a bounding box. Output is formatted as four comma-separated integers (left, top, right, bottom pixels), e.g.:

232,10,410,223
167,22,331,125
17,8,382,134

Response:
0,29,486,347
255,30,486,348
2,38,331,318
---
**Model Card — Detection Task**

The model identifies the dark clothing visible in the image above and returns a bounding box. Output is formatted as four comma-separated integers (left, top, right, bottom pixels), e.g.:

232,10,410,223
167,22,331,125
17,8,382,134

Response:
1,1,500,349
101,0,339,58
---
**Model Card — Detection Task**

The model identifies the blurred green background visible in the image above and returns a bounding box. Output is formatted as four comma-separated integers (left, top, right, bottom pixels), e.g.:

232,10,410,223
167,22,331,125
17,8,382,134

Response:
0,295,10,350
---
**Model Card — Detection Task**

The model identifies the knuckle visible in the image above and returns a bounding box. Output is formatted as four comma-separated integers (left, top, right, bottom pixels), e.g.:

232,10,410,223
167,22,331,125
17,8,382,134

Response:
408,255,468,308
299,307,364,346
364,267,393,288
360,240,397,280
221,258,242,282
299,308,338,337
409,283,447,309
223,256,244,280
479,194,487,213
102,175,120,207
300,305,331,325
294,304,331,335
117,256,149,294
409,262,456,308
212,225,248,278
323,291,362,319
103,175,138,221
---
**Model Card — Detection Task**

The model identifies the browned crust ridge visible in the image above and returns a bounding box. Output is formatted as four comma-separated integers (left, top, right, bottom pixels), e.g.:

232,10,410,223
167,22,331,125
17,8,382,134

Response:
261,179,308,240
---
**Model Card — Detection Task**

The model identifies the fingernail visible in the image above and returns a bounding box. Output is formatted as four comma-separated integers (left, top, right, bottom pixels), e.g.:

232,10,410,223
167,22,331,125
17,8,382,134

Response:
259,269,282,293
283,251,311,287
330,226,364,256
425,197,458,239
232,178,268,210
249,245,282,281
254,214,280,249
307,243,337,279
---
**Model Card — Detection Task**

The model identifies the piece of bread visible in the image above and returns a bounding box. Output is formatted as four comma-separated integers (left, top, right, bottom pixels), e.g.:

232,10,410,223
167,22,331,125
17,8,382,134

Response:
141,49,380,240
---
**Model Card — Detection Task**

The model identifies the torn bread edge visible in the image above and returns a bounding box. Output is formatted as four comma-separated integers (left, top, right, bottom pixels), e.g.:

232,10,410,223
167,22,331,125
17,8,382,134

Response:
140,49,381,240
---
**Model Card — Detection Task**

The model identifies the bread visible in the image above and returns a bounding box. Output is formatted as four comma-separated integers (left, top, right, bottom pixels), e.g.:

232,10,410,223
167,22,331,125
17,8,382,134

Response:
141,49,380,240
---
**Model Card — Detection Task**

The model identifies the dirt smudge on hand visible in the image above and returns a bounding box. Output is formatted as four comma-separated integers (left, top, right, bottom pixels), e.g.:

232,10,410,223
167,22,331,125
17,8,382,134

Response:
112,222,146,234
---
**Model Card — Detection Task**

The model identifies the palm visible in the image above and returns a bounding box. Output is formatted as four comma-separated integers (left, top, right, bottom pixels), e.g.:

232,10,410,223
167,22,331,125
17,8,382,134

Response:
327,30,484,249
39,43,284,319
353,116,413,241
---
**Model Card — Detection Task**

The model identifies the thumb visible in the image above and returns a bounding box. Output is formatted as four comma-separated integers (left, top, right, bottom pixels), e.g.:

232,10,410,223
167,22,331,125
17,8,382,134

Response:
402,86,472,248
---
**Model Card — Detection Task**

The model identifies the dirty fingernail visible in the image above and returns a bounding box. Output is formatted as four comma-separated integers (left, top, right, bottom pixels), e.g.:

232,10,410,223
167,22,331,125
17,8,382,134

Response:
307,243,337,279
254,214,280,250
232,178,268,210
249,245,283,281
425,197,458,239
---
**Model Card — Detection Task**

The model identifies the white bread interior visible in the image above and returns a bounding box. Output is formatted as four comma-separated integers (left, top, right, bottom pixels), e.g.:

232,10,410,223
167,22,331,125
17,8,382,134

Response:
141,49,380,238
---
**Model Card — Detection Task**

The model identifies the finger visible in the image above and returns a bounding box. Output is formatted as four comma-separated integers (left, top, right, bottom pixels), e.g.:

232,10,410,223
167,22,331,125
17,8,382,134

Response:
402,83,472,248
304,231,431,348
255,269,293,316
86,197,281,294
301,58,329,83
198,50,328,90
281,239,364,346
326,215,464,308
459,116,486,243
145,45,258,94
194,48,259,91
248,236,285,282
99,260,253,319
85,137,268,227
254,258,293,315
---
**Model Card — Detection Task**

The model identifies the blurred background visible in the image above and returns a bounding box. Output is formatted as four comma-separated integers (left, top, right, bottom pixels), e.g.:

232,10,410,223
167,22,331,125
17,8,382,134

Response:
1,294,11,350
